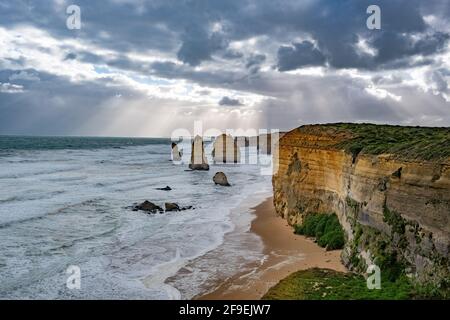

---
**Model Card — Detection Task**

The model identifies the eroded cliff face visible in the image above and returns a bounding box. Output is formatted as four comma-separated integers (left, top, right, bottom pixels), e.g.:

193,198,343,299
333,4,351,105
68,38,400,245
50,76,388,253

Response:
273,125,450,287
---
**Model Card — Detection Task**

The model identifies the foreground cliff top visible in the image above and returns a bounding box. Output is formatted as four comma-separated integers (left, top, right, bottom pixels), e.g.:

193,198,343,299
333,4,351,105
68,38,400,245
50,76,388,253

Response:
285,123,450,162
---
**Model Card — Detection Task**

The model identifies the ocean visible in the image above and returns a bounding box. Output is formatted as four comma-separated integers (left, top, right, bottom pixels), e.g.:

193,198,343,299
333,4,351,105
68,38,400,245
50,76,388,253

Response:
0,136,272,299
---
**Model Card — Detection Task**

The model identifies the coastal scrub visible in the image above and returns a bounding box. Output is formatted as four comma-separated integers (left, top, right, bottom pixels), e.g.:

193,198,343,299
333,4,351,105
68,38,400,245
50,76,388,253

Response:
294,213,345,250
262,268,415,300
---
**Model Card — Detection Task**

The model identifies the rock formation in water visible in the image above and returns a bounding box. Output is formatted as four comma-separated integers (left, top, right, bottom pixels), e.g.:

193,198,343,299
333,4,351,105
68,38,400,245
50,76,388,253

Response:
156,186,172,191
272,123,450,289
212,134,241,163
172,142,182,161
213,172,231,186
165,202,180,211
189,135,209,170
133,201,193,213
258,133,272,155
133,201,163,214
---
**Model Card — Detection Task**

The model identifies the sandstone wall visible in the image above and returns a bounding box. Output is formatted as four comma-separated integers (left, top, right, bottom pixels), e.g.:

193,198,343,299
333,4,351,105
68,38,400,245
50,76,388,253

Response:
272,126,450,286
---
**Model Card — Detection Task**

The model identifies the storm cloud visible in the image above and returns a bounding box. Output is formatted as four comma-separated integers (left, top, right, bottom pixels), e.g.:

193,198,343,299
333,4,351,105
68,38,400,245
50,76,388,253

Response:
219,96,243,106
277,41,326,71
0,0,449,136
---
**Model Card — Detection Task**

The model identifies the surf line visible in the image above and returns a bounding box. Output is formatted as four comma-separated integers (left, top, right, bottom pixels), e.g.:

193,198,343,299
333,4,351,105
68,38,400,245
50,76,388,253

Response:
179,304,214,318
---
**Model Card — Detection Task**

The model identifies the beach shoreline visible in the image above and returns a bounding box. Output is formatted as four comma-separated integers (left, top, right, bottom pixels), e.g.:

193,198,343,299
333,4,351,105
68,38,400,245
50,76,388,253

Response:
196,197,347,300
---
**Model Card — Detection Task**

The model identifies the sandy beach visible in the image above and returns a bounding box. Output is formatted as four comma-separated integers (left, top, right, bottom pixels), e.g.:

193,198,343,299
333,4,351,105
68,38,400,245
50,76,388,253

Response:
197,197,347,300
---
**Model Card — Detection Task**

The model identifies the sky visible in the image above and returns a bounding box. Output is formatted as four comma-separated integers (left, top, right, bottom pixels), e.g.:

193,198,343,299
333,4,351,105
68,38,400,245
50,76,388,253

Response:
0,0,449,137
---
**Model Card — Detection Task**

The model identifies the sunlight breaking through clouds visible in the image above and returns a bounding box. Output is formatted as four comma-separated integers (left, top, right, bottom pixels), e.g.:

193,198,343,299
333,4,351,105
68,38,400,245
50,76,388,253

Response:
0,0,449,136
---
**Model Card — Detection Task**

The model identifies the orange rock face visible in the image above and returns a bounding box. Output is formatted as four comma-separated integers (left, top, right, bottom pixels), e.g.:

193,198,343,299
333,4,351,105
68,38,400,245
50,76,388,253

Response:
273,125,450,286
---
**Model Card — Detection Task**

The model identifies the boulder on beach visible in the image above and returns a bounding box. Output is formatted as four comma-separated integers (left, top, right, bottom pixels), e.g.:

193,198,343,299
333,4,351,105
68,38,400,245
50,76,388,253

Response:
171,143,182,162
189,135,209,170
212,134,240,163
213,172,231,186
133,201,163,214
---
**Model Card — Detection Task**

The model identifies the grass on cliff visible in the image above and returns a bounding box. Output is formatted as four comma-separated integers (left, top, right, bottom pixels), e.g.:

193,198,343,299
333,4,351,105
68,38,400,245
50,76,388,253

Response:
319,123,450,161
294,213,345,250
262,268,415,300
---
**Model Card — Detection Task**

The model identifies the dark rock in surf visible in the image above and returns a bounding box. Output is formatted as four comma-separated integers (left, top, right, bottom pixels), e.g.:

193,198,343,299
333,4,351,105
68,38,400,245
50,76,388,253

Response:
165,202,181,212
165,203,194,212
134,201,163,214
213,172,231,186
156,186,172,191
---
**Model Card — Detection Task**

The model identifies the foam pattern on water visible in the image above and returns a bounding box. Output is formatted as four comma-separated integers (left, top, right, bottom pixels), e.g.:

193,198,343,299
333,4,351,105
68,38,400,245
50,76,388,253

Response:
0,141,271,299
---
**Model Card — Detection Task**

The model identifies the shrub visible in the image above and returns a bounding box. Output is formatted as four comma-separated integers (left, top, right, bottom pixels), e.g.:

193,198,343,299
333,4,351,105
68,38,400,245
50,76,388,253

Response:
263,268,416,300
294,213,345,250
319,230,345,250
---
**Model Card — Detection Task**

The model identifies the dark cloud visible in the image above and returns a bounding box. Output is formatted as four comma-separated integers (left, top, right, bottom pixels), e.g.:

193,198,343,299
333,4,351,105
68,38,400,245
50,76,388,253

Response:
0,0,446,70
149,61,243,87
246,54,266,69
277,41,326,71
222,49,244,60
64,53,77,61
0,0,449,135
246,54,266,74
0,69,141,135
271,0,448,71
374,31,449,65
219,96,243,106
177,27,228,66
0,0,445,70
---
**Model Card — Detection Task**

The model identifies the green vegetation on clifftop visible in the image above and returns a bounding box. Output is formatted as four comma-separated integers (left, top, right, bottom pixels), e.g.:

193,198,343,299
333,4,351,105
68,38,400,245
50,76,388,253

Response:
308,123,450,161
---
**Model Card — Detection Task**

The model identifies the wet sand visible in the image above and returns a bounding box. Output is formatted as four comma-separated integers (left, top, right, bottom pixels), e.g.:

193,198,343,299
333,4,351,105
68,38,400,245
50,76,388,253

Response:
198,197,347,300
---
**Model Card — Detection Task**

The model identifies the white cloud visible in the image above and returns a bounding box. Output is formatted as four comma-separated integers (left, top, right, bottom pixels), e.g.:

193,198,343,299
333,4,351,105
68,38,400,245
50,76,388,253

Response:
355,36,378,57
0,82,24,93
365,85,402,102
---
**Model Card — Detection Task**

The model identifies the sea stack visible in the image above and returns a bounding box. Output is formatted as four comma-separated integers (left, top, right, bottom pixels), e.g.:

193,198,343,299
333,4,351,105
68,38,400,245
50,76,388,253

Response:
189,135,209,170
172,142,182,161
212,134,241,163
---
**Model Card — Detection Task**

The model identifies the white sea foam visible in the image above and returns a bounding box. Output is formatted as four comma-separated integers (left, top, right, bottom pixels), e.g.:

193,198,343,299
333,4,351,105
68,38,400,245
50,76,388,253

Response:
0,142,271,299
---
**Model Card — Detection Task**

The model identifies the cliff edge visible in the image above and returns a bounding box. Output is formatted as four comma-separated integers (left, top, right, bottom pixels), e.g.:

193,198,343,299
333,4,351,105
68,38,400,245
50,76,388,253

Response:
272,123,450,292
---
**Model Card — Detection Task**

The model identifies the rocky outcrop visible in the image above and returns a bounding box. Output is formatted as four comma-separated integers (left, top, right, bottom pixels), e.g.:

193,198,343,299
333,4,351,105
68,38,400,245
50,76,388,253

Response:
213,172,231,186
212,134,240,163
189,135,209,170
272,124,450,289
165,202,180,212
133,201,193,213
133,201,163,214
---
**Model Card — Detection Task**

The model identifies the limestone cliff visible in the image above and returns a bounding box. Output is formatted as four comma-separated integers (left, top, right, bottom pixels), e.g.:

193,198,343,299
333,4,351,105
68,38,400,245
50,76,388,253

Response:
272,123,450,289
